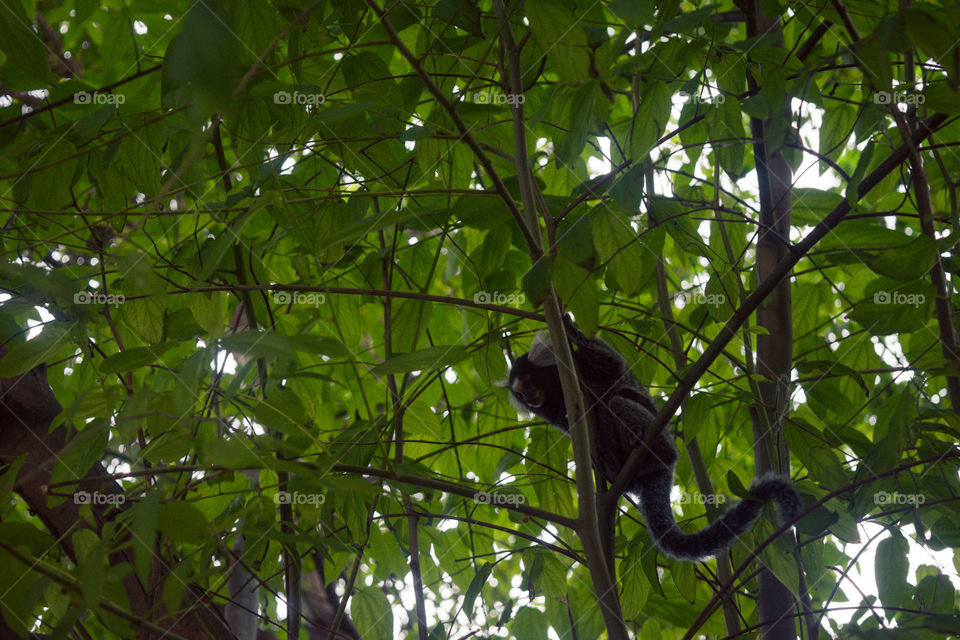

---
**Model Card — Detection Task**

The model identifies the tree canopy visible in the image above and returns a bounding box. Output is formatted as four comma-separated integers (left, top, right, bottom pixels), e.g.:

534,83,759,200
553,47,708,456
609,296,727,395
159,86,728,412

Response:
2,1,960,639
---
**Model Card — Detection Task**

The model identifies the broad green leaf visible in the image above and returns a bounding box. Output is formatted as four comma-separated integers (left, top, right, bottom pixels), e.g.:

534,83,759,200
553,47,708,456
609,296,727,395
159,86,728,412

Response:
157,502,210,545
99,344,174,375
351,586,393,640
849,280,936,335
876,533,910,614
509,607,549,640
0,324,71,377
131,489,159,584
28,140,77,211
756,519,801,596
521,257,552,307
526,1,590,85
671,558,696,602
162,2,243,115
591,207,652,296
620,543,651,618
462,562,493,617
631,82,673,159
432,0,482,38
553,257,598,336
525,548,567,598
253,388,310,438
0,1,52,84
819,103,856,171
50,426,110,490
793,188,843,226
867,235,938,281
343,52,401,106
370,345,469,375
682,393,712,443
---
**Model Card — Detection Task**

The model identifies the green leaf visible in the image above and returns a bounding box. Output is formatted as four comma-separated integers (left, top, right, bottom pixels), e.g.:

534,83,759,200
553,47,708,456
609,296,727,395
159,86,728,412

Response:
819,103,856,171
0,324,71,377
792,188,843,226
162,2,243,115
0,0,52,84
867,235,938,281
370,345,470,375
431,0,482,38
671,558,696,602
78,532,107,609
807,448,847,491
521,257,552,307
903,6,960,85
757,518,801,596
553,257,598,336
157,502,210,545
28,140,77,211
620,543,651,618
131,489,159,584
526,1,590,85
99,344,174,375
682,393,712,443
351,586,393,640
525,548,567,598
0,455,25,515
913,571,955,615
462,562,493,617
121,299,166,344
50,426,110,491
631,82,673,159
848,280,936,335
591,207,655,296
509,607,549,640
557,81,602,163
876,533,910,614
707,97,746,177
253,388,310,438
342,52,401,106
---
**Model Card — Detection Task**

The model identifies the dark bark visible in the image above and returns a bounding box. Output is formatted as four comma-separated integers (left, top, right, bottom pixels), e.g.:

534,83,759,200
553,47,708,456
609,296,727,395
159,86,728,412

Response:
0,355,236,640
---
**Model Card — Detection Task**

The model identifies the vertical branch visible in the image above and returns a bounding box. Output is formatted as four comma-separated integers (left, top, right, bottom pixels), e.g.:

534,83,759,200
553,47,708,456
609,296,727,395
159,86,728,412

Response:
891,0,960,410
492,2,627,638
742,2,797,638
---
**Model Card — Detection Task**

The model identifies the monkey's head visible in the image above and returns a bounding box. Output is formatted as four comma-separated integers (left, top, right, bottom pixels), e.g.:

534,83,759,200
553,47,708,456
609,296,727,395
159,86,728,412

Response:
506,333,568,429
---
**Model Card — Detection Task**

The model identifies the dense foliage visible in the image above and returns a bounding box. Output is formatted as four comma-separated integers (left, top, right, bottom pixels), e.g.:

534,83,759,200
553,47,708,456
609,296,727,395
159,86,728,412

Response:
1,0,960,639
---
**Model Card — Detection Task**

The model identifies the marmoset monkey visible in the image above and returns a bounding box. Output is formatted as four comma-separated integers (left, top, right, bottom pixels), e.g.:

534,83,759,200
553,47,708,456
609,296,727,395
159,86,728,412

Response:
507,321,800,560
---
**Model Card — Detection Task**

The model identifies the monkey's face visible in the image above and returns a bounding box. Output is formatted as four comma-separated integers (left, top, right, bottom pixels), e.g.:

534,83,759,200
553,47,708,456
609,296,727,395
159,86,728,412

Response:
506,353,566,428
508,370,546,411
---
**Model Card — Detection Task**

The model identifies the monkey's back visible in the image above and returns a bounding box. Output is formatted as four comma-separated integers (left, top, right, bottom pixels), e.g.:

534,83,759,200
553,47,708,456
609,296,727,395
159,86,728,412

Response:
573,342,679,489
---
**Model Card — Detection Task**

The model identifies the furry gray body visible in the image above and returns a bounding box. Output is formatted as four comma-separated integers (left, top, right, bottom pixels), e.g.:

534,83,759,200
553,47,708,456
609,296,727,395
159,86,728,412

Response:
508,324,800,560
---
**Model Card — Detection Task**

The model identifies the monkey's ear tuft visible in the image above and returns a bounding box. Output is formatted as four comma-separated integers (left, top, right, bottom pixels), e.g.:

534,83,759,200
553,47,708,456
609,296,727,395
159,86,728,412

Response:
528,331,556,367
492,378,509,388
